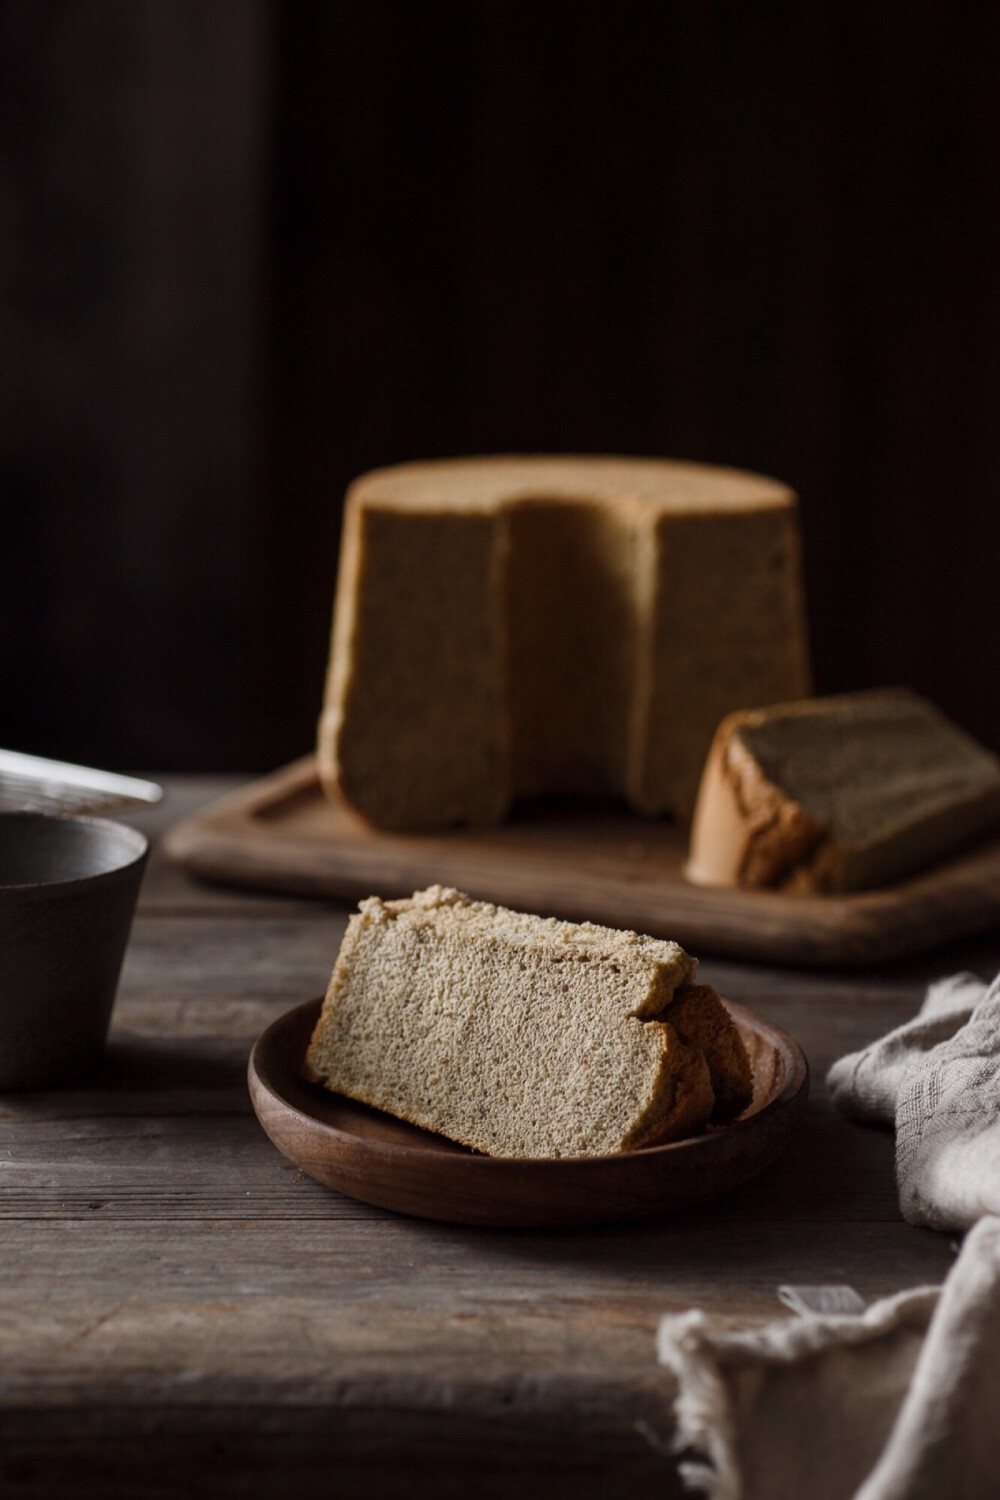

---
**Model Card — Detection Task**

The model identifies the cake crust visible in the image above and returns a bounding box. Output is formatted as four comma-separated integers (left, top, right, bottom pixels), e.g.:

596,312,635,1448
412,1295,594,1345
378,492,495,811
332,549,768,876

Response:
686,690,1000,893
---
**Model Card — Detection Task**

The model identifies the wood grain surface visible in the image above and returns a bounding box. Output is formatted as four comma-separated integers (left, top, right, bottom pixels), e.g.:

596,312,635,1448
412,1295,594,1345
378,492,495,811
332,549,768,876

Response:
164,757,1000,967
2,777,994,1498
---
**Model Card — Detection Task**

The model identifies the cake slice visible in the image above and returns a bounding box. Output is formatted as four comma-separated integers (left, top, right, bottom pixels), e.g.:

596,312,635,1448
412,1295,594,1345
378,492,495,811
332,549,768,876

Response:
304,887,753,1159
686,690,1000,894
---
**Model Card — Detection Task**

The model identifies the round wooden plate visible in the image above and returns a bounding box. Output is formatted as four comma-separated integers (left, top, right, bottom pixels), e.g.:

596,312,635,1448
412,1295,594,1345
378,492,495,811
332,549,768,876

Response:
248,997,809,1228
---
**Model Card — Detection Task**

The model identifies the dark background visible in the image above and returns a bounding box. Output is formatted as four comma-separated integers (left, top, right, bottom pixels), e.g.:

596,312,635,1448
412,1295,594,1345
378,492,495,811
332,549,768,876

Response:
2,0,998,773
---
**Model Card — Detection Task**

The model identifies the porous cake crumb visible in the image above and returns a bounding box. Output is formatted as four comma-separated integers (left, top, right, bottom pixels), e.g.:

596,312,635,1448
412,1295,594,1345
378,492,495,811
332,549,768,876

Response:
304,887,753,1158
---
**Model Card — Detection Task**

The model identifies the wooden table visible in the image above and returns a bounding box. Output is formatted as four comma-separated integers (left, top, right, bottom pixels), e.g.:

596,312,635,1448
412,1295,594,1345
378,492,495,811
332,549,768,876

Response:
4,778,995,1499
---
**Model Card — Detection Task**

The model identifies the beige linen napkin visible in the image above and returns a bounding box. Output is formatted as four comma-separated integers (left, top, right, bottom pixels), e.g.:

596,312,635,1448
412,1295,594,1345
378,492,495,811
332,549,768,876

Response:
657,970,1000,1500
658,1219,1000,1500
827,971,1000,1230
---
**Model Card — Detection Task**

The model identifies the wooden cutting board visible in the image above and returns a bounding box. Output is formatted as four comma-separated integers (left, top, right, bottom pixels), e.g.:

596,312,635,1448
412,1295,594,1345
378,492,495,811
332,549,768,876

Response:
162,757,1000,967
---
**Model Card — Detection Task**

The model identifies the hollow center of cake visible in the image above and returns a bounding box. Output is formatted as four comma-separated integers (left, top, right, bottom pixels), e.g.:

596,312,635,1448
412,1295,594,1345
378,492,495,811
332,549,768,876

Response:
507,499,640,802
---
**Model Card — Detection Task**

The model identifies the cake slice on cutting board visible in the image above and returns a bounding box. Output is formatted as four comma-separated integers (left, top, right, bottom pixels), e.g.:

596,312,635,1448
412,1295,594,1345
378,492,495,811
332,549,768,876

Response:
685,690,1000,894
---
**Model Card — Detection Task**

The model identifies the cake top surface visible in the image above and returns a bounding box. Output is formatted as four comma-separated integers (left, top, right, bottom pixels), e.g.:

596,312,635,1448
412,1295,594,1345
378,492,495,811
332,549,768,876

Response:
730,690,1000,846
347,455,795,515
361,886,696,990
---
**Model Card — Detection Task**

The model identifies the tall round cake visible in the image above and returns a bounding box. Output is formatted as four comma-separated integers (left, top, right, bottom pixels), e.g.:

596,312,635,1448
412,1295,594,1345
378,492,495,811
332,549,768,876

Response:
318,455,810,829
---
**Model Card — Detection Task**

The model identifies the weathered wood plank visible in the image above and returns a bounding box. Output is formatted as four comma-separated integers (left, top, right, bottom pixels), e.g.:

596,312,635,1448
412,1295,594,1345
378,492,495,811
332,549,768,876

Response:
0,1093,905,1223
116,913,346,1006
116,777,341,917
0,1411,686,1500
0,1219,954,1406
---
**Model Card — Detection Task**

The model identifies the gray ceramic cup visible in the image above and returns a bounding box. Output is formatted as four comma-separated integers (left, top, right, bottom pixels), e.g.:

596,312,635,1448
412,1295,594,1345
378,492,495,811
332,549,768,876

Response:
0,812,149,1090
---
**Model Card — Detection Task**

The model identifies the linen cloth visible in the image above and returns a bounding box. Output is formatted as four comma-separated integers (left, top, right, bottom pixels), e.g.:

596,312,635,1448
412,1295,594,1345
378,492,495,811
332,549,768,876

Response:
827,970,1000,1230
657,969,1000,1499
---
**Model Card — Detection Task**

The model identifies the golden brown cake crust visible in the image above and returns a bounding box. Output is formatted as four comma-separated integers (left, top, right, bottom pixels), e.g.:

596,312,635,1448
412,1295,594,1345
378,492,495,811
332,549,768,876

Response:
662,984,754,1123
687,690,1000,893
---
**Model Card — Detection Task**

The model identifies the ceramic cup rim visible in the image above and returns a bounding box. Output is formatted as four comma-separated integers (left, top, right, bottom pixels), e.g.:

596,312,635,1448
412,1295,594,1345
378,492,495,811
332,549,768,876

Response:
0,810,149,894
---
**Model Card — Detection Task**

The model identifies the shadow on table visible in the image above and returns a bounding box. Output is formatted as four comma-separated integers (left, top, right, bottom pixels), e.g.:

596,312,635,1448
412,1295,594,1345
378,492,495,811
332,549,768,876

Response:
0,1034,252,1115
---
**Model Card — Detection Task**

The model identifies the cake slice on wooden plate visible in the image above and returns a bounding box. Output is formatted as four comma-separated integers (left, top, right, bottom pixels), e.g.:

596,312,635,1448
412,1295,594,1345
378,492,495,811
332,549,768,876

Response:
304,886,752,1159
